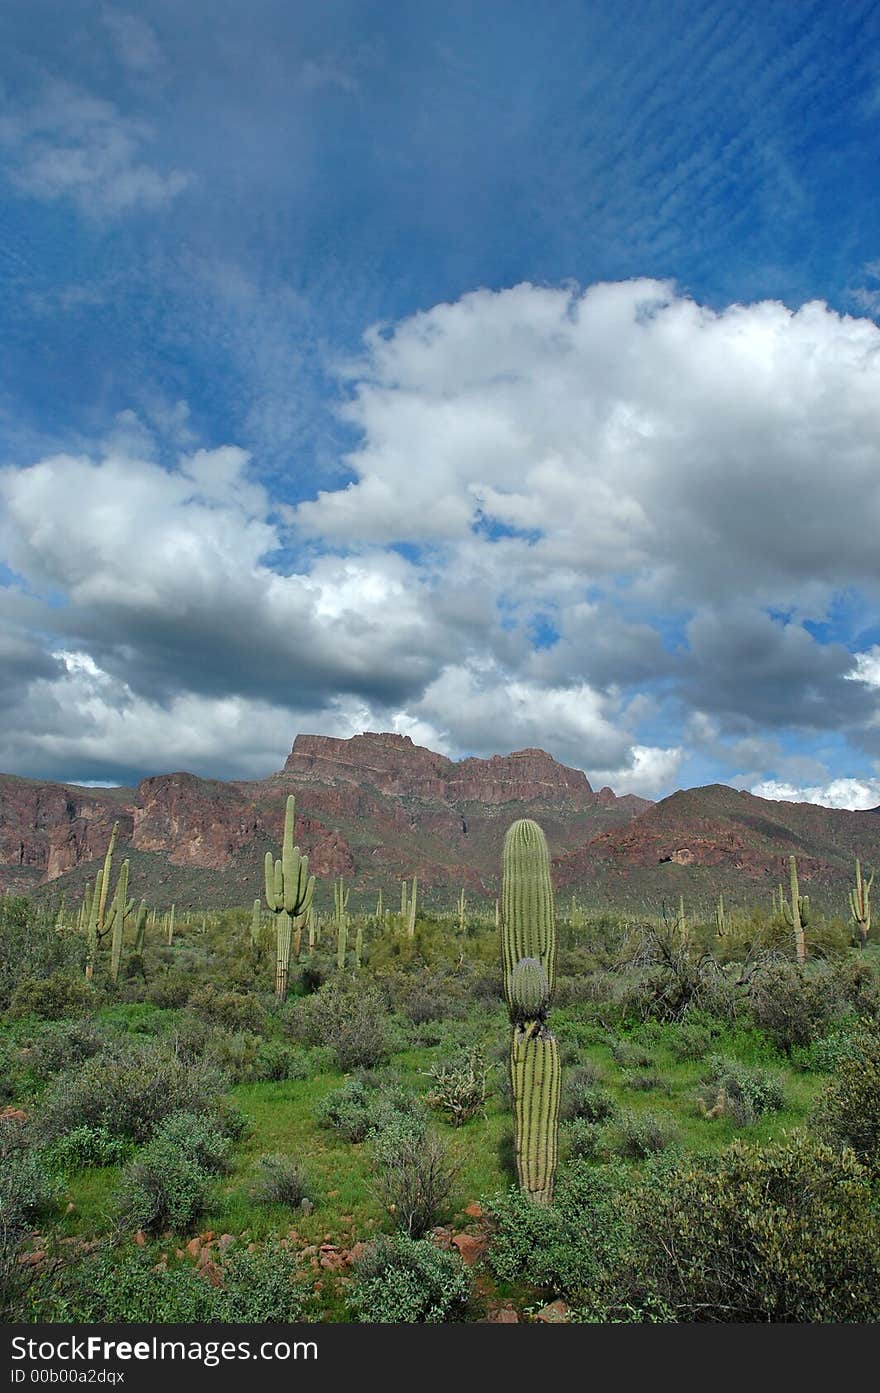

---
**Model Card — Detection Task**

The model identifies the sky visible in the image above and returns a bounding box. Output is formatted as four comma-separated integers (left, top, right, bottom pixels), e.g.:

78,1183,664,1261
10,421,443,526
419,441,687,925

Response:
2,0,880,807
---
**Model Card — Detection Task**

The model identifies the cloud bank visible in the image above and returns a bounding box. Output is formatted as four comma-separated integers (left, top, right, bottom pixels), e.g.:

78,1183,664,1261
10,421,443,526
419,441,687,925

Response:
2,280,880,801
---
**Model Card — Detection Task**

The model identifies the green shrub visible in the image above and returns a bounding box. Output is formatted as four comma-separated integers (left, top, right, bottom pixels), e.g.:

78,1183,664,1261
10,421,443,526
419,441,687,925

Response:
617,1134,880,1321
47,1125,133,1171
187,985,268,1034
423,1047,491,1126
608,1110,677,1158
151,1112,231,1175
37,1043,225,1144
218,1242,313,1322
251,1154,312,1208
0,898,85,1011
285,978,394,1070
116,1137,211,1235
370,1121,456,1238
748,962,834,1052
348,1234,471,1323
810,1019,880,1171
33,1247,218,1322
561,1071,617,1124
9,970,95,1020
316,1077,425,1143
26,1019,106,1080
485,1159,629,1296
562,1117,602,1161
698,1055,785,1124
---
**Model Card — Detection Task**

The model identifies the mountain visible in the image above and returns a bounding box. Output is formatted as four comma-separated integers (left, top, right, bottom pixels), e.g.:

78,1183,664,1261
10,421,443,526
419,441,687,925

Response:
553,783,880,911
0,732,649,909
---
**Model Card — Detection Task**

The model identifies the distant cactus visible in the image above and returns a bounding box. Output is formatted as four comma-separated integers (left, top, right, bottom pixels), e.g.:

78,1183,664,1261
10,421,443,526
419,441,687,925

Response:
109,859,130,983
408,874,418,936
133,899,148,954
781,855,809,964
334,877,350,969
849,858,874,948
714,893,727,937
501,818,560,1205
264,795,315,1000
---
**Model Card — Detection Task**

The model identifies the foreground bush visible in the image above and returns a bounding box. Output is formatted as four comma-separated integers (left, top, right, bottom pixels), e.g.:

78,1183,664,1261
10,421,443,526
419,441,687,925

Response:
613,1134,880,1322
37,1043,226,1144
31,1244,314,1324
285,978,394,1069
315,1077,425,1143
486,1159,629,1297
115,1111,231,1234
348,1234,471,1323
370,1121,456,1238
811,1018,880,1171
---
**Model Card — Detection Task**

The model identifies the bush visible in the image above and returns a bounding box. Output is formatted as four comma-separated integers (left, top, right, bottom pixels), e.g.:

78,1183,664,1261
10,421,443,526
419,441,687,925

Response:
47,1125,133,1171
188,985,268,1034
251,1154,311,1208
485,1159,629,1296
26,1019,106,1080
811,1019,880,1171
617,1134,880,1321
219,1242,313,1322
747,962,833,1052
562,1117,603,1161
0,898,85,1011
116,1137,211,1235
285,978,394,1070
697,1056,785,1124
315,1077,425,1144
348,1234,471,1323
33,1247,218,1323
9,970,95,1020
37,1043,225,1144
561,1070,617,1124
608,1110,677,1159
370,1122,457,1238
151,1112,231,1175
423,1047,491,1125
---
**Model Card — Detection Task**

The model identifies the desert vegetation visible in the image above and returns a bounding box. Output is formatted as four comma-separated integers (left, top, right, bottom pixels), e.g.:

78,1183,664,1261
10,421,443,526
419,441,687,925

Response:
1,819,879,1325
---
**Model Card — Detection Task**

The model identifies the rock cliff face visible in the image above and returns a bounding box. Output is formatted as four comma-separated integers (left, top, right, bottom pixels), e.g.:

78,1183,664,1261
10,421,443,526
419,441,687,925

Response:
0,733,647,904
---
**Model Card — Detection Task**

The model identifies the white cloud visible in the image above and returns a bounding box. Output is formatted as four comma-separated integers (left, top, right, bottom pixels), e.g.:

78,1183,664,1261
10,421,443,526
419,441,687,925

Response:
750,778,880,811
587,745,686,798
0,81,188,216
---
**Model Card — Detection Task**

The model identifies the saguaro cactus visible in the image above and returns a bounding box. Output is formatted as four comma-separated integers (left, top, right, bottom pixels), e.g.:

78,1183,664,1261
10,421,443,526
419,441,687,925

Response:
781,855,809,964
849,858,874,948
334,877,350,969
714,893,727,938
264,795,315,1000
109,859,130,983
501,818,560,1205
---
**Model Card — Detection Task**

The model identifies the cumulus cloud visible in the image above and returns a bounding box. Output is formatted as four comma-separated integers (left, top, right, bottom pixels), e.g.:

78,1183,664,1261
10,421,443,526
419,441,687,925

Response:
4,280,880,798
0,81,188,216
750,778,880,811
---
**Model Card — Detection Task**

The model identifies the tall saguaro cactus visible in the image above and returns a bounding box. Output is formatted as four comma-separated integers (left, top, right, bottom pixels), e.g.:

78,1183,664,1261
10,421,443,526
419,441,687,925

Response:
849,858,874,948
501,819,560,1206
334,877,350,969
264,795,315,1000
85,822,124,979
781,854,810,964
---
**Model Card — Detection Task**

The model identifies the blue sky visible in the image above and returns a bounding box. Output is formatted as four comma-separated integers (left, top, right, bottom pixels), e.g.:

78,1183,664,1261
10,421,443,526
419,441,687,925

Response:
2,0,880,806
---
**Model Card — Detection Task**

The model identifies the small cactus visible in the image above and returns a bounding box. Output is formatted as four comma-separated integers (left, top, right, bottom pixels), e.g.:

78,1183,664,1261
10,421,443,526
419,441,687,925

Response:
849,858,874,949
781,855,809,964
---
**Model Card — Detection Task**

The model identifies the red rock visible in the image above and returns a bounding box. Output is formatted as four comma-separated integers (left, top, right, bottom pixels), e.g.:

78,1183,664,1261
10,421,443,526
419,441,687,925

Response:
451,1233,488,1266
534,1299,570,1323
464,1202,485,1220
18,1251,46,1266
200,1259,224,1287
0,1108,28,1124
185,1237,201,1259
217,1234,235,1251
485,1306,519,1323
134,1230,146,1247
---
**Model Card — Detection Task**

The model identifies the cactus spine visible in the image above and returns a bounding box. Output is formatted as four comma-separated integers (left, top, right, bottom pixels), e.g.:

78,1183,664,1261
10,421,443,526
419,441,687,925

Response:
264,795,315,1000
781,855,809,964
849,858,874,948
501,819,560,1206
